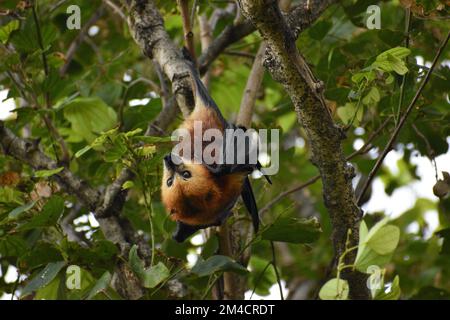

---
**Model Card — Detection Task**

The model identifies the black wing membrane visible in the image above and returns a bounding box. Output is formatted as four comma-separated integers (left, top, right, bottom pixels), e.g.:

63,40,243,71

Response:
241,177,260,233
172,222,202,243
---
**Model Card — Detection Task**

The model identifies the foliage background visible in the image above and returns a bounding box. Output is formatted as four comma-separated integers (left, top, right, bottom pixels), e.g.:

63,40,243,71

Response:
0,0,449,300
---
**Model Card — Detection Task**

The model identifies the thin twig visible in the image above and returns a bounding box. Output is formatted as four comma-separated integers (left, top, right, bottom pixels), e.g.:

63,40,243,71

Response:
395,8,412,125
412,124,438,181
32,2,70,165
198,14,213,87
260,117,392,215
178,0,196,63
237,42,266,127
270,241,284,300
103,0,126,20
357,31,450,205
60,7,104,76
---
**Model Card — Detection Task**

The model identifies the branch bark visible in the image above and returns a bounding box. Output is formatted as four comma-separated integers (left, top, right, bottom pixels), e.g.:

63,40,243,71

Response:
238,0,369,299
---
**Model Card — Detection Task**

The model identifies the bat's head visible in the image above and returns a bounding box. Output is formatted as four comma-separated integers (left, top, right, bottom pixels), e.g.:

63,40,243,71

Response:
161,154,221,224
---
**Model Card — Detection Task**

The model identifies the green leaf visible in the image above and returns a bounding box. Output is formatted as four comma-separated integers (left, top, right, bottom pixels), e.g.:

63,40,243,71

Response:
0,235,28,257
308,20,333,40
141,262,170,289
362,87,380,105
7,200,37,220
0,20,20,44
376,275,401,300
191,255,248,277
201,234,219,260
34,167,64,178
355,218,400,272
373,47,410,76
337,102,363,126
87,271,112,300
122,180,135,190
376,47,411,61
128,245,170,288
319,278,349,300
248,256,276,296
34,275,61,300
261,217,321,244
21,261,66,297
367,225,400,255
63,97,117,143
18,196,65,230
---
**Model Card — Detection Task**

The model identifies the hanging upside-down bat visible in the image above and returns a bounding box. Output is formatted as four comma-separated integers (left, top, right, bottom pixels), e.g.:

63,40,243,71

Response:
161,62,271,242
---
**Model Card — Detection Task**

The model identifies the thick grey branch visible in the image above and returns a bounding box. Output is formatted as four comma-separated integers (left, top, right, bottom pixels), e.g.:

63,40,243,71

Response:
238,0,369,299
124,0,194,117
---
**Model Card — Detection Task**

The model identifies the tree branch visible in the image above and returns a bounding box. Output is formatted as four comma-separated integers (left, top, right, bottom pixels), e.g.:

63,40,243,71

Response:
0,121,144,299
123,0,195,117
59,7,104,76
238,0,369,299
236,42,266,127
260,116,392,215
357,31,450,206
178,0,196,62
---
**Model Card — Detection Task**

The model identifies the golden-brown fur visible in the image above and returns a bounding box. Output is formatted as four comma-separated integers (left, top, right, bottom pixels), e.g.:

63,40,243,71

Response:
161,159,245,226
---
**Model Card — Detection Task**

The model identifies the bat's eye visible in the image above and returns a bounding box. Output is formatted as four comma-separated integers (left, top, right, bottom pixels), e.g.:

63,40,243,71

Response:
166,177,173,187
181,171,191,179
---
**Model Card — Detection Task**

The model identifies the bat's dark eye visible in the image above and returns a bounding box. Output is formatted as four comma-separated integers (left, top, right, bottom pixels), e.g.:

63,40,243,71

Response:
166,177,173,187
181,171,191,179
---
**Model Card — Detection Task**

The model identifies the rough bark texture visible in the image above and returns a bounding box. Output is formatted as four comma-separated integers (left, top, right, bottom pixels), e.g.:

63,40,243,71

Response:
125,0,195,117
238,0,370,299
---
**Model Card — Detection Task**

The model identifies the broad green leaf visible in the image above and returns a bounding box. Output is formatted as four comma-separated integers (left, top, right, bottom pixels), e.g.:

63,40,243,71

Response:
63,97,117,143
319,278,349,300
359,220,369,243
337,102,363,126
34,275,61,300
7,200,37,220
248,256,276,296
0,235,28,257
21,261,66,297
376,47,411,61
261,217,321,244
141,262,170,289
362,87,380,105
355,218,399,272
87,271,112,299
355,247,393,273
34,167,64,178
387,54,409,75
0,20,20,44
18,196,65,230
367,225,400,255
128,245,169,288
191,255,248,277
